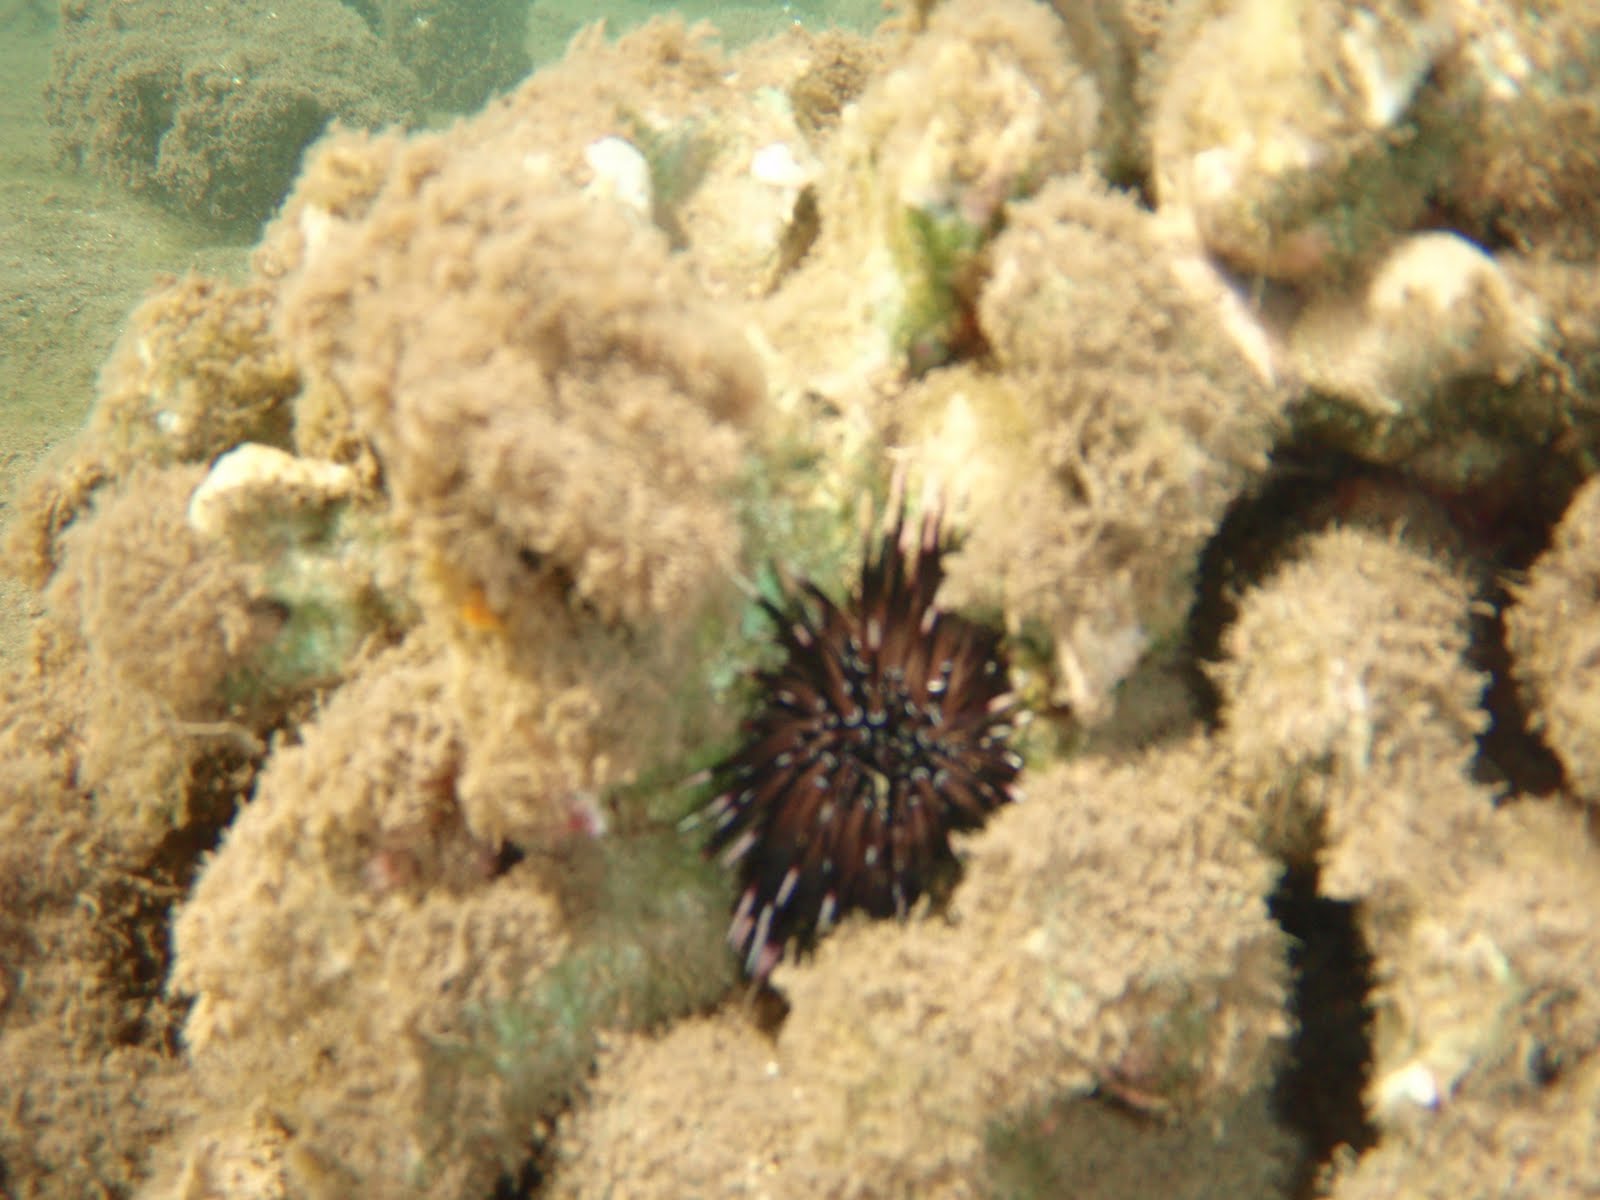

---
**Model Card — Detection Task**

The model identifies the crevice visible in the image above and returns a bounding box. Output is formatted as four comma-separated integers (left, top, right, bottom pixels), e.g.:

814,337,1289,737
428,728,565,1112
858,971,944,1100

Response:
1467,583,1567,800
106,739,267,1052
1268,850,1378,1200
489,1146,549,1200
1458,471,1579,802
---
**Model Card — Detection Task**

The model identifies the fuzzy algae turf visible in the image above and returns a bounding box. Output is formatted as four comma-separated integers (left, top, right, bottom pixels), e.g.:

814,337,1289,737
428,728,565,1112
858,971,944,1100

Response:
4,1,1600,1197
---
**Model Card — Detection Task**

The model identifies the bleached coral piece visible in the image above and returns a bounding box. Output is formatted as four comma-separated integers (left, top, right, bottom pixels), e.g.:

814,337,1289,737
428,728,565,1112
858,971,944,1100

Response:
583,135,654,220
186,442,357,543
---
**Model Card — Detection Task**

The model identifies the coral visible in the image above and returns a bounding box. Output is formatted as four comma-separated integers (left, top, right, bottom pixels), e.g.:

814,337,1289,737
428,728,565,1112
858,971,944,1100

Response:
817,0,1102,369
1212,525,1490,895
1151,0,1461,280
1324,801,1600,1200
553,739,1288,1197
1284,231,1556,493
46,0,418,223
4,274,299,588
164,634,734,1197
167,633,569,1196
906,173,1284,721
1507,475,1600,806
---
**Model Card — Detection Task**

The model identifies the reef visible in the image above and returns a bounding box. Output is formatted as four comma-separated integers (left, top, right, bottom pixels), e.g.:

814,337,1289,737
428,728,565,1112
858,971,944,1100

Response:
46,0,531,225
5,1,1600,1197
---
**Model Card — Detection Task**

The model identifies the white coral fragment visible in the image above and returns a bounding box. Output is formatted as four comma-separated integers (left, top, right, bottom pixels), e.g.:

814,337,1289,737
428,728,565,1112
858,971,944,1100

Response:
583,135,653,220
187,442,356,542
1374,1060,1441,1117
750,141,809,191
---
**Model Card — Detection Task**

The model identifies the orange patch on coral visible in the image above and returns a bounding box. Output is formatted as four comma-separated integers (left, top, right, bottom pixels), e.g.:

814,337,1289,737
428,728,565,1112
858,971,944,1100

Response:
458,587,505,633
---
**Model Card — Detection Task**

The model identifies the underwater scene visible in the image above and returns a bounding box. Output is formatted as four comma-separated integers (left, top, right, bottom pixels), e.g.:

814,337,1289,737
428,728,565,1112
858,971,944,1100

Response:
3,1,1600,1197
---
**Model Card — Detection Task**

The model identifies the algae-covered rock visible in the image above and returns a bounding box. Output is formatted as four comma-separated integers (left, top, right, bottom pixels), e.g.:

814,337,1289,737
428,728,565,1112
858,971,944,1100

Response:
168,634,568,1196
344,0,530,115
817,0,1101,371
166,630,735,1198
90,275,299,468
272,96,765,847
1213,525,1490,894
45,465,281,853
907,173,1284,721
4,274,299,589
1286,231,1553,492
1508,475,1600,807
552,740,1288,1197
1326,1052,1600,1200
1363,802,1600,1127
0,555,234,1200
1152,0,1459,280
1333,801,1600,1199
47,0,418,224
10,4,1600,1197
1442,0,1600,261
277,136,763,636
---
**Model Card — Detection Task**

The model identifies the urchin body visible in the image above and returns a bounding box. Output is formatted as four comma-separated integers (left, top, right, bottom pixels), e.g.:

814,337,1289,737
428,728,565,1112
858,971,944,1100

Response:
703,490,1022,982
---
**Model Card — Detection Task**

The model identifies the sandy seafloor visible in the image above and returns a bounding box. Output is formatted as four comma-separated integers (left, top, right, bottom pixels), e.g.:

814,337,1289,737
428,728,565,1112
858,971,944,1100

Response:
0,0,879,665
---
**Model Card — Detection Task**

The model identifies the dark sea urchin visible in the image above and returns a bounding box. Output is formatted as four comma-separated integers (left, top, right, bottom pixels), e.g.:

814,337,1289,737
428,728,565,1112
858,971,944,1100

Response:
700,483,1023,983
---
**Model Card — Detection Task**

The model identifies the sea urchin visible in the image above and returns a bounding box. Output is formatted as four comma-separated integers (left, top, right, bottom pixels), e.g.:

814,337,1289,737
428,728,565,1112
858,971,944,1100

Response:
701,481,1022,983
